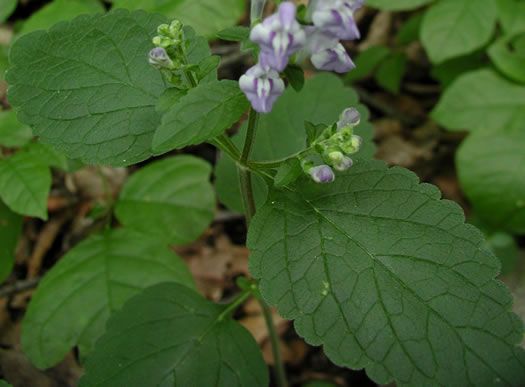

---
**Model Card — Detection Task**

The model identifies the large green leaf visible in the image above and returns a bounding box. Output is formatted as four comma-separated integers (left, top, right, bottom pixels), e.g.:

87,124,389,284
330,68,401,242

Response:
457,129,525,233
248,159,525,386
0,0,17,24
6,9,168,166
110,0,245,39
19,0,105,35
365,0,434,10
432,69,525,132
0,151,51,219
21,228,196,369
497,0,525,36
421,0,497,64
488,34,525,84
152,80,249,154
115,156,215,245
0,110,33,148
0,200,23,284
215,73,375,213
80,282,269,387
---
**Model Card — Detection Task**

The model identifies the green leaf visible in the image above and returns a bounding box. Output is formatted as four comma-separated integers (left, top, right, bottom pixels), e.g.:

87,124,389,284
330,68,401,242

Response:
110,0,245,39
284,64,305,92
432,69,525,132
19,0,105,35
79,282,269,387
0,151,51,219
0,0,17,24
0,200,23,284
486,232,518,276
396,12,423,45
375,52,407,94
0,110,33,148
0,380,13,387
115,156,215,245
156,88,188,114
6,9,168,166
488,33,525,84
152,80,249,154
23,142,69,170
248,159,525,386
497,0,525,36
421,0,497,64
430,51,485,88
365,0,434,10
21,228,196,369
345,45,391,83
197,55,220,82
215,73,376,213
274,158,302,187
217,26,250,42
457,129,525,233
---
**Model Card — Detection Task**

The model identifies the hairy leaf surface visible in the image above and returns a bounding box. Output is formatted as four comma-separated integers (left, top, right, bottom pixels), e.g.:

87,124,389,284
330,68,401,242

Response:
215,73,375,213
432,69,525,132
457,129,525,233
0,151,51,219
115,156,215,245
421,0,497,64
80,282,269,387
248,159,525,386
22,228,195,369
152,80,248,154
6,9,168,166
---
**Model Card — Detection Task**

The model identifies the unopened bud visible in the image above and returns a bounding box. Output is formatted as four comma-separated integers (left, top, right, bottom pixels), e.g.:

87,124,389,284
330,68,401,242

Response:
309,165,335,183
148,47,174,69
337,108,360,130
333,156,353,171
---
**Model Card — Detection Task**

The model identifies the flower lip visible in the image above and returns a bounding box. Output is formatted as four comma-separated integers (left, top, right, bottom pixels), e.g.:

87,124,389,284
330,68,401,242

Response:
311,0,362,41
239,64,285,113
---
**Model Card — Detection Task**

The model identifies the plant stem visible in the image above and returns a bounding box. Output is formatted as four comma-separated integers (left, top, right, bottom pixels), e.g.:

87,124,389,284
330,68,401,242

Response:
236,107,288,387
218,288,254,321
261,299,288,387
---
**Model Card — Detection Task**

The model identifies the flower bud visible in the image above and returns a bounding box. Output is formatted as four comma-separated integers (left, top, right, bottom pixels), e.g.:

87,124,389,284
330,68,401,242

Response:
309,165,335,183
333,156,353,171
148,47,174,69
351,134,362,150
327,150,344,163
337,107,360,129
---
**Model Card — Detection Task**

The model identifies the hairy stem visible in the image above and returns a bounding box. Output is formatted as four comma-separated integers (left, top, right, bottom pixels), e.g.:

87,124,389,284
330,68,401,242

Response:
218,287,254,321
236,108,288,387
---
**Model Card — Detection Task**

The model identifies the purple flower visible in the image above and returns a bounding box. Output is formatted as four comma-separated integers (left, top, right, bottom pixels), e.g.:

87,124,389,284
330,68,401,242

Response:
309,165,335,183
250,2,306,72
306,27,355,73
148,47,173,69
311,0,364,41
337,107,360,129
311,42,355,73
239,64,285,113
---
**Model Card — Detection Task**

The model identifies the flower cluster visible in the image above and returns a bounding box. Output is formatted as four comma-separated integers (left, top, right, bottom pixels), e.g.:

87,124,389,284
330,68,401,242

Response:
148,20,188,86
303,107,362,183
239,2,305,113
239,0,363,114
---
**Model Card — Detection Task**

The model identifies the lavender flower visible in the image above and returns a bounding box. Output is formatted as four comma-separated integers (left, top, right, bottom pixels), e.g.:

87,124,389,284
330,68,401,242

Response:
337,107,360,129
148,47,174,69
311,0,364,41
239,64,285,113
250,2,306,72
309,165,335,183
306,27,355,73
